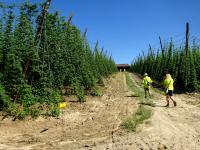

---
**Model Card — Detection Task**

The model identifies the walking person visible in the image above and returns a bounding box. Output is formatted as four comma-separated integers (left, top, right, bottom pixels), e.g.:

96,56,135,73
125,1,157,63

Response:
163,73,177,107
143,73,152,98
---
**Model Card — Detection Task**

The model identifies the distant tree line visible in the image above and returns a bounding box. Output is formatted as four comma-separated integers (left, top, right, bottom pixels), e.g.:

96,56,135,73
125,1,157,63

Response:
0,1,117,119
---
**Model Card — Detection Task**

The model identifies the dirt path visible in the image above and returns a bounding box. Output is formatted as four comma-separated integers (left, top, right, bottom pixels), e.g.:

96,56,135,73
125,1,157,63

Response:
0,72,137,150
0,72,200,150
89,73,200,150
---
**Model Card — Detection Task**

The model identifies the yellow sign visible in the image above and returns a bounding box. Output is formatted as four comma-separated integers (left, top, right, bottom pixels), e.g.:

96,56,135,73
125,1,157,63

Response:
59,102,67,109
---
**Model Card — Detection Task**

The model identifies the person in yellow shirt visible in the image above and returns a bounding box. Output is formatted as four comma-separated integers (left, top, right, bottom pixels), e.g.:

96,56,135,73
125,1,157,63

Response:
143,73,152,98
163,73,177,107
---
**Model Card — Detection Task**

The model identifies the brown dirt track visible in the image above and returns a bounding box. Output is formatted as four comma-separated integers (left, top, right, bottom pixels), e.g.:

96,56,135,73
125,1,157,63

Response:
0,72,200,150
0,73,137,150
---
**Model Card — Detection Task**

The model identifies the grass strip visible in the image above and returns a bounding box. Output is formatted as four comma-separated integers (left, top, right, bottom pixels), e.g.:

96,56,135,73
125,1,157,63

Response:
123,105,152,132
125,72,144,98
123,72,153,131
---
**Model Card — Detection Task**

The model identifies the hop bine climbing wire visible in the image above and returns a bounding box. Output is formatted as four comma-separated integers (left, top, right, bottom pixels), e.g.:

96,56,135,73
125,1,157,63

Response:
0,0,117,119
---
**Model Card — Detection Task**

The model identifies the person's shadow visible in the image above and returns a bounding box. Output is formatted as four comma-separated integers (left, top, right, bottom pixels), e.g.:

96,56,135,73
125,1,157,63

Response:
138,102,156,107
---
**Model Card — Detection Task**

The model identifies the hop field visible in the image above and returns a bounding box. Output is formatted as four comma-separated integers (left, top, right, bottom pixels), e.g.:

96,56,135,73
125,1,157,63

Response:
0,1,117,119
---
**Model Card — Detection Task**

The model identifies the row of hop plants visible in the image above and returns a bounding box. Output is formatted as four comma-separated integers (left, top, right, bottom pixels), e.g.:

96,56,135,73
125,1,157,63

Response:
0,1,117,119
131,39,200,92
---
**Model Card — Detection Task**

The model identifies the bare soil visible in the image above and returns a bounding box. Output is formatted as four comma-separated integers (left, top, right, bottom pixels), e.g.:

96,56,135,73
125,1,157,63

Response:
89,73,200,150
0,73,137,150
0,72,200,150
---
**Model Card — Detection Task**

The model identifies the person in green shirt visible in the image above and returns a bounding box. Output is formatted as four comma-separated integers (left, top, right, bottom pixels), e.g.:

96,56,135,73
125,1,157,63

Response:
143,73,152,98
163,73,177,107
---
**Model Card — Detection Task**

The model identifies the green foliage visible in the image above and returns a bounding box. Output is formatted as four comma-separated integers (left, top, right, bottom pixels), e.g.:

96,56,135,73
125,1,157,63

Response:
34,88,63,104
17,84,37,107
50,103,60,117
0,20,3,65
125,72,144,98
0,83,11,109
16,109,27,120
91,87,102,96
131,39,200,92
29,103,43,119
6,103,27,120
123,105,152,132
73,82,85,102
0,1,117,119
48,90,64,104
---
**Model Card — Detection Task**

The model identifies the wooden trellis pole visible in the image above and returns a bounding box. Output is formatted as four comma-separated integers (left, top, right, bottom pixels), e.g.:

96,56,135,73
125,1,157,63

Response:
185,22,190,56
24,0,52,80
